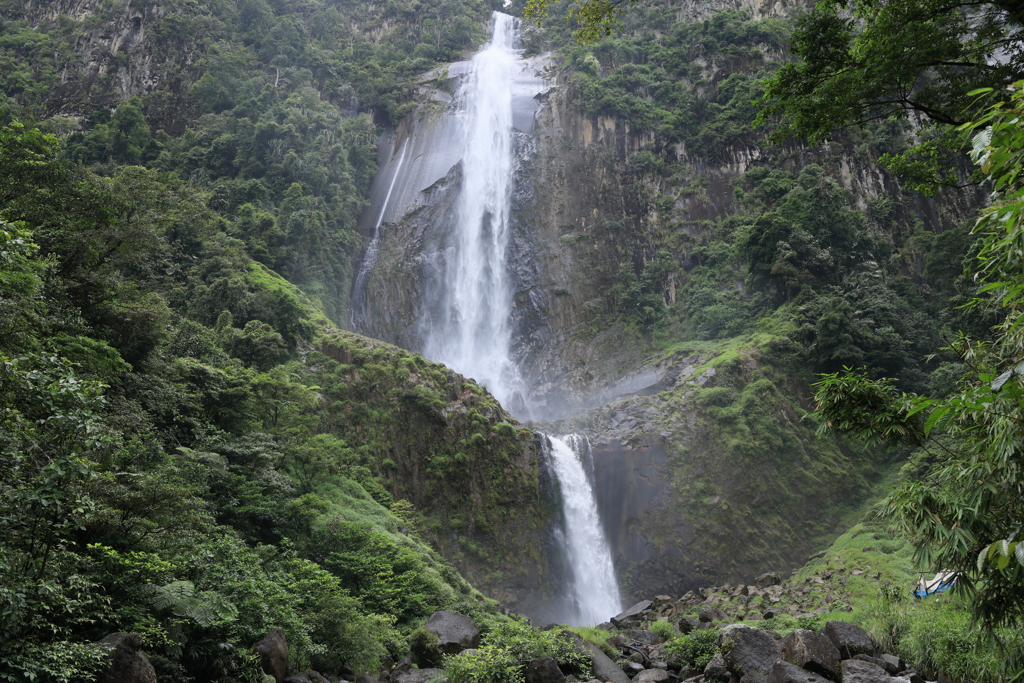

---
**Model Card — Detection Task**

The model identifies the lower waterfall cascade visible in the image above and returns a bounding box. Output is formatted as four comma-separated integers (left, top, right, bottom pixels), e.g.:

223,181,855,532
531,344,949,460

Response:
544,434,623,625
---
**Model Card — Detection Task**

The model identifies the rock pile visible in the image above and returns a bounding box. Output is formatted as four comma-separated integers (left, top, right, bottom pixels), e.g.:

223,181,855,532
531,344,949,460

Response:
595,600,928,683
610,563,897,630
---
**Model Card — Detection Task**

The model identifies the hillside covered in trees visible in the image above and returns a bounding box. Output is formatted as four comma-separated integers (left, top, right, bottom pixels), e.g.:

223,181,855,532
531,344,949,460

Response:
1,0,1024,681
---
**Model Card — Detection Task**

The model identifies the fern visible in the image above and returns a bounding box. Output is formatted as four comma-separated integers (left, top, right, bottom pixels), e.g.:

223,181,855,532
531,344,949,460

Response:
143,581,238,626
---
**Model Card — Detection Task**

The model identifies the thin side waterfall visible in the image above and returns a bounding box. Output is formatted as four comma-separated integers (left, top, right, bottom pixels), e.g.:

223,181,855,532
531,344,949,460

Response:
351,141,408,329
545,435,623,625
422,12,527,413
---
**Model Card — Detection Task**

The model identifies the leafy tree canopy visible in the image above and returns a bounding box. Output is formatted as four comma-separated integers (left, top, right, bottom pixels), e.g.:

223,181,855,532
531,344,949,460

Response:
757,0,1024,192
814,82,1024,674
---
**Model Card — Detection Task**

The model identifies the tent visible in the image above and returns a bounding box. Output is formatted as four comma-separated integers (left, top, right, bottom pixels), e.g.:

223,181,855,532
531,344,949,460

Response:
914,571,958,599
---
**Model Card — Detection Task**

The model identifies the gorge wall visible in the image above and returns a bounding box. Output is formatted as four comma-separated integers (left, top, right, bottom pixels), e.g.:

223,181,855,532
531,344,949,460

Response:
351,5,983,610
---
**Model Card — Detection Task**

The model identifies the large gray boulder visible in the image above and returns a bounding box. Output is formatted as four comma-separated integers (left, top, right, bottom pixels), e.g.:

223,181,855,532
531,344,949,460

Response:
718,625,781,678
612,600,653,627
780,630,840,680
586,641,632,683
524,657,566,683
755,573,781,588
767,661,831,683
822,622,876,659
393,669,449,683
425,611,481,654
621,630,665,646
255,629,289,683
677,617,700,634
95,633,157,683
698,607,728,623
704,654,730,682
284,674,331,683
840,659,891,683
635,669,671,683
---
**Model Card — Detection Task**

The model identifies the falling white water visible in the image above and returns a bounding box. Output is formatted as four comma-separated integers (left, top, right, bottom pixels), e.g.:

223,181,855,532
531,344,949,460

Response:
546,434,622,625
422,12,528,413
351,141,408,328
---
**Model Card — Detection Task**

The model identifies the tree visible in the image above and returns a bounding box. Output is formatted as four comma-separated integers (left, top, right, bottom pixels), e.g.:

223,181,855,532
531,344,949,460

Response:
757,0,1024,191
524,0,635,43
814,82,1024,674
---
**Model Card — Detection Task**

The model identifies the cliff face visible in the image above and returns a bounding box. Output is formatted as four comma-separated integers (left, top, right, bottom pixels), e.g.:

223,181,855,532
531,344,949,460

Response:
9,0,200,128
349,3,982,605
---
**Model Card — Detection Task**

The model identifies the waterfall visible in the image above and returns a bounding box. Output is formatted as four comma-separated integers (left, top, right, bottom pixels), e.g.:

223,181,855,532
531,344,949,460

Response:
356,13,622,624
545,434,623,625
351,141,408,329
421,12,528,414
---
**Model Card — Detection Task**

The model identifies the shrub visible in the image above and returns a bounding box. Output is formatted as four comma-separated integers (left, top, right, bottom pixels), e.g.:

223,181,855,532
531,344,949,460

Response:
650,621,677,640
445,645,521,683
568,626,617,658
409,627,441,668
484,622,591,675
665,628,720,669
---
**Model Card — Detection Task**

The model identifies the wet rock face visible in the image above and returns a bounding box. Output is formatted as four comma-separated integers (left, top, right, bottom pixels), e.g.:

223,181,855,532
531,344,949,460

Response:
424,610,481,654
781,630,841,680
94,633,157,683
255,628,289,683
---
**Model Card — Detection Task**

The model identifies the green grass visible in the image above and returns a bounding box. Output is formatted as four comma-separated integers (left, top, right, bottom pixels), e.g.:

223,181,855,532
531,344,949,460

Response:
567,626,617,658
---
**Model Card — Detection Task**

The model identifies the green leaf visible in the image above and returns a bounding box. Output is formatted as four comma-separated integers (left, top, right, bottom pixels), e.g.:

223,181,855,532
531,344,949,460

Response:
991,369,1013,391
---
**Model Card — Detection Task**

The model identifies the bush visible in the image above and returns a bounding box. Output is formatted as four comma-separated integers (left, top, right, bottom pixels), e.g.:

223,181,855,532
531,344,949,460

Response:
650,621,677,640
445,645,521,683
484,622,591,675
665,628,720,669
410,627,441,668
568,626,616,658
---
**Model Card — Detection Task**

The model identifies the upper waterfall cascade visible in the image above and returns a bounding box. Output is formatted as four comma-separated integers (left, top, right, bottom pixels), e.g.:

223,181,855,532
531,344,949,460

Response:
421,12,529,414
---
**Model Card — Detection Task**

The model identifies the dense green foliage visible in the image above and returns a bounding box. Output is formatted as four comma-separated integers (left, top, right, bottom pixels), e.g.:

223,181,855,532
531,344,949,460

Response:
523,7,980,398
814,85,1024,676
759,0,1023,192
444,622,592,683
0,119,517,681
664,628,719,669
0,0,495,324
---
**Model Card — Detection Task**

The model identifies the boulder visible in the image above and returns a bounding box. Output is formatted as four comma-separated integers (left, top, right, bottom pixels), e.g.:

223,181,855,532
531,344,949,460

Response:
425,611,481,654
678,617,700,634
612,601,654,627
554,631,593,675
780,630,840,679
255,629,289,683
636,669,671,683
718,625,782,678
840,659,891,683
821,622,876,659
524,657,566,683
622,630,665,646
755,573,781,589
741,673,768,683
95,633,157,683
624,662,646,674
879,654,905,674
586,641,633,683
356,675,377,683
284,674,331,683
854,655,902,675
704,654,730,683
393,669,449,683
698,607,728,623
766,661,831,683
